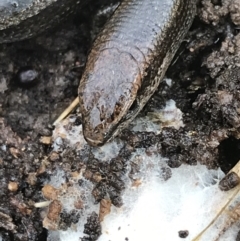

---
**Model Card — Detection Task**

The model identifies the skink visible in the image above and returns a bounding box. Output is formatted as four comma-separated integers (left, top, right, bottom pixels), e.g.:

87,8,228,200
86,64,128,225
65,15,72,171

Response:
0,0,197,146
78,0,196,146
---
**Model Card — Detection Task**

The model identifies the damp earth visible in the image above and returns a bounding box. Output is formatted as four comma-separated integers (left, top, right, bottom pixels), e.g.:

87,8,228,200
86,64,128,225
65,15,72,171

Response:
0,0,240,240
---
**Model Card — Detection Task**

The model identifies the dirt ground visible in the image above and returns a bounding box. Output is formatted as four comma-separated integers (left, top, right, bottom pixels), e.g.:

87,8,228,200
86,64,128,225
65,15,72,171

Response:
0,0,240,240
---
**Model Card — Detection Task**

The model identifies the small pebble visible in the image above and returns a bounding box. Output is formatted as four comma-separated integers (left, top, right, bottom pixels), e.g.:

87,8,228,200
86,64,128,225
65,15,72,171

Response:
74,116,82,126
15,66,38,88
178,230,189,238
219,172,240,191
27,173,37,186
8,181,18,192
42,184,59,200
49,151,60,162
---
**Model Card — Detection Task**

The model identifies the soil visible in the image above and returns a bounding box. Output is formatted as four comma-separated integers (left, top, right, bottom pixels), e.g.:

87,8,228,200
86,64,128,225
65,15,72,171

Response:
0,0,240,240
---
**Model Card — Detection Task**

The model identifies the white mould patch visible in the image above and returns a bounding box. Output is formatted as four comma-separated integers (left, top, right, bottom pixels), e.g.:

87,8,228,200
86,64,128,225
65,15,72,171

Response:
148,99,184,129
131,99,184,133
46,169,99,241
47,169,66,189
52,116,87,151
99,151,226,241
46,108,240,241
91,139,124,162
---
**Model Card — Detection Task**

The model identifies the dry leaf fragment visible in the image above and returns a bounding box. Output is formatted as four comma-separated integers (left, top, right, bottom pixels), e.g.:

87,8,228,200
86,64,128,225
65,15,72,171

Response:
99,199,111,222
39,136,52,145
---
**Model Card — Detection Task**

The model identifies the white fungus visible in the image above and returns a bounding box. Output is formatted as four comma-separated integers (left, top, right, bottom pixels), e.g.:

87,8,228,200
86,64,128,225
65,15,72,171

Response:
46,100,240,241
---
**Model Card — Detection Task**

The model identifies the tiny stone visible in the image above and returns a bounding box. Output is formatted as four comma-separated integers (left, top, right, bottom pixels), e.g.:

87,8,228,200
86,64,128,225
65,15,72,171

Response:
27,172,37,186
74,116,82,126
42,184,59,200
49,151,60,162
37,164,46,175
178,230,189,238
8,181,18,192
15,66,39,88
219,172,240,191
